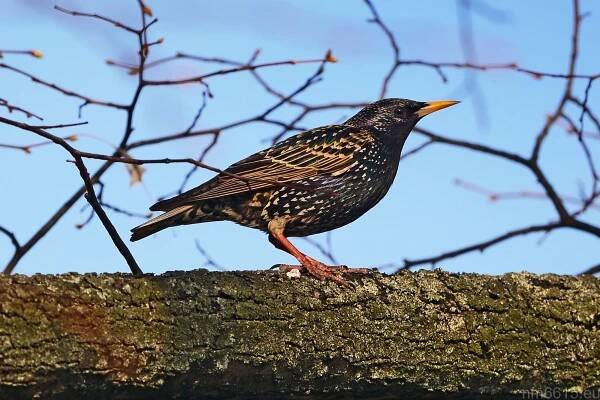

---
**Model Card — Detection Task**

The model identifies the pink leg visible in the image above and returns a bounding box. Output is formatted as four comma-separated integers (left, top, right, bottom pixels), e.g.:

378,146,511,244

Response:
268,230,372,287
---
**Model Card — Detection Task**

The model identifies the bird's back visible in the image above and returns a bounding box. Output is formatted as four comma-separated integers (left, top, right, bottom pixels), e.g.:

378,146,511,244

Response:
149,124,371,212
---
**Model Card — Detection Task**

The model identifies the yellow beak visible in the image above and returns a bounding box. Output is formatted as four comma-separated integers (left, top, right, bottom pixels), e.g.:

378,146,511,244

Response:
416,100,460,118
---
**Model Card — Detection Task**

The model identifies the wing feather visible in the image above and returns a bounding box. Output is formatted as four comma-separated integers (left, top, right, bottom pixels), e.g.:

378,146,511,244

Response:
150,125,372,210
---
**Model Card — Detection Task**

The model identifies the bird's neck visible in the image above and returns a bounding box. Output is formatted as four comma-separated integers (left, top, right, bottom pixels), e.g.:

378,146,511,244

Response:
376,124,413,150
346,116,415,144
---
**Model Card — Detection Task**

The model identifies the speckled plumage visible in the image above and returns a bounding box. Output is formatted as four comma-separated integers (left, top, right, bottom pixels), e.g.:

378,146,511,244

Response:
131,98,458,284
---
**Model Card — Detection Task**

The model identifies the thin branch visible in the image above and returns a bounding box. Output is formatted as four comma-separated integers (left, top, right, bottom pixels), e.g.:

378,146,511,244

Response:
0,226,21,252
99,202,150,219
127,60,332,149
364,0,400,98
302,234,338,265
78,202,151,229
579,263,600,275
558,114,600,141
144,53,336,86
0,49,43,58
575,79,599,188
54,5,141,34
400,140,435,161
0,63,128,114
453,178,600,211
414,127,530,166
184,90,209,133
140,52,242,73
531,0,580,164
400,222,563,270
174,132,219,195
0,97,43,120
33,121,88,129
194,239,225,271
398,60,600,82
0,134,78,154
0,116,142,275
569,96,600,132
76,180,151,228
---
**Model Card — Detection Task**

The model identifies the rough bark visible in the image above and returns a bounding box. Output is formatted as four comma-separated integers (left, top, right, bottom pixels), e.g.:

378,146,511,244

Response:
0,269,598,399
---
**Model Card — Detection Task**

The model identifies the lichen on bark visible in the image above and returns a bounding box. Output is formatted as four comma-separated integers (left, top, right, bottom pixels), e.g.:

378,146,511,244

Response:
0,269,598,399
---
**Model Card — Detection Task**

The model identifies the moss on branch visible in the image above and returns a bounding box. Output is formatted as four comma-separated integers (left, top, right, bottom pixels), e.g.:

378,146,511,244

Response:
0,269,598,399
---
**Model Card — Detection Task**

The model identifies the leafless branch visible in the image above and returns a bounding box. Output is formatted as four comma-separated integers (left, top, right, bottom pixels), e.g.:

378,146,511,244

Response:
392,0,599,270
302,233,338,265
0,97,43,120
0,116,142,274
0,226,21,252
453,178,600,212
194,239,224,271
579,263,600,275
75,181,152,229
143,52,336,86
364,0,400,99
54,5,143,35
400,140,435,161
0,134,79,154
0,63,128,116
401,222,563,269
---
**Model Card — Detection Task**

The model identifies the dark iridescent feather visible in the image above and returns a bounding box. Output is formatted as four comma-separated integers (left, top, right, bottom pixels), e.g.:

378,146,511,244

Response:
150,125,372,210
131,98,458,245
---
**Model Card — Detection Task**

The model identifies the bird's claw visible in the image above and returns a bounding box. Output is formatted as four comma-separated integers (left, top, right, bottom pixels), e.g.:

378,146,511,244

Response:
278,261,374,287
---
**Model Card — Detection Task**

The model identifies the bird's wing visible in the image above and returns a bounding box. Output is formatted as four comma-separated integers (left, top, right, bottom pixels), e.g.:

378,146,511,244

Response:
151,125,372,210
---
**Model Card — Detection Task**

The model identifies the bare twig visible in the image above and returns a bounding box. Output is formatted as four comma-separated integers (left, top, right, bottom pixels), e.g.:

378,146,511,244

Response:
400,140,435,161
302,233,338,265
0,49,43,58
579,263,600,275
194,239,224,271
394,0,599,271
1,1,158,274
0,226,21,252
364,0,401,98
0,116,142,275
0,134,78,154
453,178,600,211
401,222,563,269
144,52,336,86
0,97,43,120
0,63,128,116
54,5,142,34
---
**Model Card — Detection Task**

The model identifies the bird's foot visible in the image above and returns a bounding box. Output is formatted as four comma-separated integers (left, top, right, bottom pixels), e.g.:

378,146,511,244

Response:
278,260,374,287
325,265,374,274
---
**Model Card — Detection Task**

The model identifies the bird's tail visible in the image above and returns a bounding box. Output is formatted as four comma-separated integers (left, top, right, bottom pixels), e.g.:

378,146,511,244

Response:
130,205,194,242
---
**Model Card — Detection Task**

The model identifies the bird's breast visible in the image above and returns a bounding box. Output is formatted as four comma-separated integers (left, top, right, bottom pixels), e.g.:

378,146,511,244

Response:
262,147,401,236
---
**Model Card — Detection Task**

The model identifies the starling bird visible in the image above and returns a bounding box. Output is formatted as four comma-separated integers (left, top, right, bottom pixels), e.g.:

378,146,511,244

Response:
131,98,458,285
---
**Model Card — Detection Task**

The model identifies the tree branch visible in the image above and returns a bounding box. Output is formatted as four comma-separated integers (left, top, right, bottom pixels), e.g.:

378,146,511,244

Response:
1,269,598,399
0,97,43,120
0,63,128,115
401,222,562,269
0,116,142,275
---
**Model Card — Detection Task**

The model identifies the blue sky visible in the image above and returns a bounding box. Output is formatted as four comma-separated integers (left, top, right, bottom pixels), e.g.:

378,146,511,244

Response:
2,0,599,276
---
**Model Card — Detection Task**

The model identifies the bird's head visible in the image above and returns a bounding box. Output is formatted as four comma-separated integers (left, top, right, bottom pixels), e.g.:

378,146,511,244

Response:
345,98,459,140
